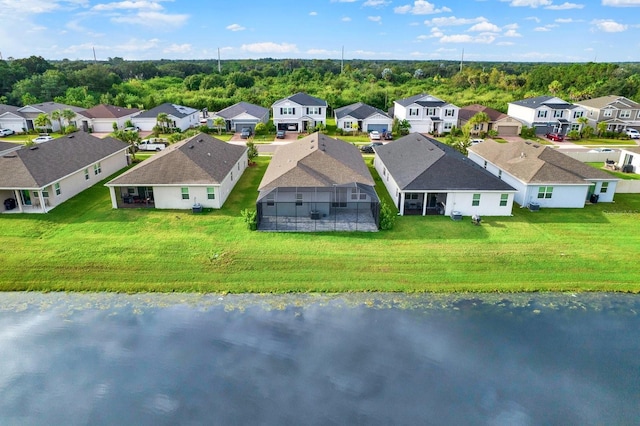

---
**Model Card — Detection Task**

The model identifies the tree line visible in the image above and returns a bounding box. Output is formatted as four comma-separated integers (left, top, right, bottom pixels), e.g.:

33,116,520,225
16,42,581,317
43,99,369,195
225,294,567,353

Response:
1,56,639,115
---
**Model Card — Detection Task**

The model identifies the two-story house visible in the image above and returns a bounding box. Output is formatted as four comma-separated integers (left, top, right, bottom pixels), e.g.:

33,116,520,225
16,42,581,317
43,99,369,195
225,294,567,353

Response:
573,95,640,133
392,94,459,135
272,92,327,133
507,96,587,136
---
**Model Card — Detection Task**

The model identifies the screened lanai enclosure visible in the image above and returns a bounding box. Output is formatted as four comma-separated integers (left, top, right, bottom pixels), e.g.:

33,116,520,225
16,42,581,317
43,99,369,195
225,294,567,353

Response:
257,184,380,232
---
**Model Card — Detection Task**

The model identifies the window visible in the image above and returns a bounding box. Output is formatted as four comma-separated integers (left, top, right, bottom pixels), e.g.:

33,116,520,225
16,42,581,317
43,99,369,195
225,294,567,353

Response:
207,187,215,200
537,110,548,118
472,194,481,206
266,193,274,206
500,194,508,207
600,182,609,193
127,188,135,194
84,169,89,180
181,187,189,200
42,189,49,198
296,193,303,206
406,193,419,200
359,193,367,200
280,107,295,115
570,124,580,131
619,110,631,119
94,162,101,175
54,183,61,196
426,108,436,116
409,108,419,117
307,107,321,115
537,186,553,199
343,121,352,129
553,110,563,118
444,109,455,117
603,110,612,117
443,122,453,131
573,111,584,118
351,192,358,200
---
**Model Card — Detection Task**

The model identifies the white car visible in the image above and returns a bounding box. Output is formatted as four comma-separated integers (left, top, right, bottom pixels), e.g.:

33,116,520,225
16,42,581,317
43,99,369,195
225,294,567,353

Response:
588,148,615,153
470,138,484,145
0,128,15,137
626,129,640,139
370,131,381,140
32,135,53,143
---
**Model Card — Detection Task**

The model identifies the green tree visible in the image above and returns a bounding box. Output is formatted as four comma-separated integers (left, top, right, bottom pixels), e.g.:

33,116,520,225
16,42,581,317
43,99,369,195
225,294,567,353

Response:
468,112,490,135
34,113,52,133
62,109,77,129
213,117,225,135
113,129,141,159
246,140,258,165
157,112,169,133
597,121,607,137
254,122,267,136
50,109,63,133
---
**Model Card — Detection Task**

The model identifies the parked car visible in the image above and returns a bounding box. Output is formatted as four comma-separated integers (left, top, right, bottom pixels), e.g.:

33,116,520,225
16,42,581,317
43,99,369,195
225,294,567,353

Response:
0,128,15,137
382,131,393,140
470,138,484,145
240,127,252,139
136,138,167,151
124,126,140,132
360,142,383,153
589,148,616,153
276,129,286,139
369,131,381,140
626,128,640,139
545,132,564,142
32,135,53,143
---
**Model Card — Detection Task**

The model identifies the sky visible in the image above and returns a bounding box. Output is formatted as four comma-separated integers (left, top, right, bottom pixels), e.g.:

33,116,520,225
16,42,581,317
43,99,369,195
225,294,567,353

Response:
1,0,640,63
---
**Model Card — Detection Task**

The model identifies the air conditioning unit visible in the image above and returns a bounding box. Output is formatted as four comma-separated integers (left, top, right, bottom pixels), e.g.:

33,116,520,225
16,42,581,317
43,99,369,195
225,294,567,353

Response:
528,202,540,211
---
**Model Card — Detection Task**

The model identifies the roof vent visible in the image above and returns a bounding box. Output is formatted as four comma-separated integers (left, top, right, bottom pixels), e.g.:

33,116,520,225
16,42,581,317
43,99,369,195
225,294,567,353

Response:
68,135,74,138
198,139,203,142
207,152,211,156
533,144,540,148
189,145,194,149
525,141,531,145
3,155,17,158
520,152,526,158
29,146,39,150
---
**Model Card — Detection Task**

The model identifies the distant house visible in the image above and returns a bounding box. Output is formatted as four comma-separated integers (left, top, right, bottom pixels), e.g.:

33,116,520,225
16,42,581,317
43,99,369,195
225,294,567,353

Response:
105,133,247,210
374,133,516,217
392,94,459,134
458,104,523,137
257,132,379,231
272,92,327,133
80,104,141,133
507,96,587,136
334,102,393,134
211,101,269,133
132,103,200,132
0,132,129,213
0,102,87,133
616,147,640,174
468,140,618,208
573,95,640,133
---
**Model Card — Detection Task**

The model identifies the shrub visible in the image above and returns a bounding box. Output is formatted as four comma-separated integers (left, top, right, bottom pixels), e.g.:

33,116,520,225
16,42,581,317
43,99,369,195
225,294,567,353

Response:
520,126,536,138
567,130,581,140
240,209,257,231
487,129,499,138
378,201,396,230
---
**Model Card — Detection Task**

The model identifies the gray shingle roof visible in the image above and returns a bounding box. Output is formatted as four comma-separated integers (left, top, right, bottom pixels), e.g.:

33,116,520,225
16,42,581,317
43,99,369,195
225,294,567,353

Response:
106,133,247,186
469,140,615,184
259,132,373,190
334,102,391,120
0,132,128,189
19,102,86,115
575,95,640,110
274,92,327,107
458,104,509,122
0,104,22,116
375,133,514,191
394,94,447,108
82,104,141,119
136,103,199,119
510,96,572,109
215,102,269,120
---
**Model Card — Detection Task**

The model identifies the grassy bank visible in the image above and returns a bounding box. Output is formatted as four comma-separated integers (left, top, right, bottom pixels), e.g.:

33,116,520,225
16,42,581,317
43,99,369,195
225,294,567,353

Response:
1,156,639,293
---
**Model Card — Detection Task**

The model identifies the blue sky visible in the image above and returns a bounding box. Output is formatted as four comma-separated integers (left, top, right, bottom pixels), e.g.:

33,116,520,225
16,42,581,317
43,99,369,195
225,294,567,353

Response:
1,0,639,62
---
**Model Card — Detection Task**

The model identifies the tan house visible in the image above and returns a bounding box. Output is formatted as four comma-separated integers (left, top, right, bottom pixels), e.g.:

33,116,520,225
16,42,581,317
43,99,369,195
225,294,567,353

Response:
458,104,523,137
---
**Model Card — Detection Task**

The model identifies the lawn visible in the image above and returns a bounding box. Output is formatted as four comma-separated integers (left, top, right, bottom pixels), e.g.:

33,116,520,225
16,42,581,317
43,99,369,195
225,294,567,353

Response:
1,156,640,294
586,162,640,180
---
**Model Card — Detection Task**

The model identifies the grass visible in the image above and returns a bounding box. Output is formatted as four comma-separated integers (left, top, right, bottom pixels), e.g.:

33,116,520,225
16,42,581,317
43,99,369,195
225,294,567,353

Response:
572,138,637,146
586,162,640,180
1,156,640,294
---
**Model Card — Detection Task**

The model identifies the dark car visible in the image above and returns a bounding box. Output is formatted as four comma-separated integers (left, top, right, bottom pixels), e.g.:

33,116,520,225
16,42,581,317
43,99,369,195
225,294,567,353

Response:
240,127,252,139
545,132,564,142
360,142,383,153
276,129,286,139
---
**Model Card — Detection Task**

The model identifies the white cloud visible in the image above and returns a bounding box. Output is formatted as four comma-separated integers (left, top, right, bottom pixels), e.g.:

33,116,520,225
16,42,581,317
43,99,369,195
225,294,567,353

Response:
368,15,382,23
555,18,579,23
424,16,488,26
497,41,516,45
111,11,189,28
330,0,357,2
439,34,496,43
591,19,628,32
394,1,452,15
306,49,340,55
342,16,352,21
545,2,584,9
309,11,318,16
468,21,500,32
534,26,551,31
363,0,391,6
501,0,552,7
226,24,245,31
504,29,522,37
240,42,299,54
602,0,640,6
92,1,163,11
525,16,541,23
163,43,192,54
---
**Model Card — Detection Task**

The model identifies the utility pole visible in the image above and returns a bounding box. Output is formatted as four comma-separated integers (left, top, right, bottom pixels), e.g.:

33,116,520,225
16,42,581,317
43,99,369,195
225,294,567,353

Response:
92,47,97,63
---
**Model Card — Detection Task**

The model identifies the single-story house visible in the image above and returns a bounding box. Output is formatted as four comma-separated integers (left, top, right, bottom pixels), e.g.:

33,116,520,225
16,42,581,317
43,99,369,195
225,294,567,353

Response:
272,93,327,133
0,104,25,134
468,140,618,208
0,102,87,133
257,132,380,232
0,132,129,213
105,133,247,210
80,104,141,133
132,103,200,132
211,102,269,133
334,102,393,134
616,147,640,173
374,133,516,217
458,104,523,137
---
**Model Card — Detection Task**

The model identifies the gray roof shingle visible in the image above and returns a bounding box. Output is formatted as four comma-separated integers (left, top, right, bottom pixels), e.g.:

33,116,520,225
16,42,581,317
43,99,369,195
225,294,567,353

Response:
215,102,269,120
334,102,391,120
273,92,327,107
136,103,199,119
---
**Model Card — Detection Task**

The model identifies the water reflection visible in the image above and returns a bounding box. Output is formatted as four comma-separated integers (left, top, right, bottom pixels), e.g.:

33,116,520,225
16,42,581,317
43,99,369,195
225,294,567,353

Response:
0,293,638,425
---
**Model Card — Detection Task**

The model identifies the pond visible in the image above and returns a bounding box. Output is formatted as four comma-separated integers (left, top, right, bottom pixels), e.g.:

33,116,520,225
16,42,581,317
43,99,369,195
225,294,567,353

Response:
0,292,638,425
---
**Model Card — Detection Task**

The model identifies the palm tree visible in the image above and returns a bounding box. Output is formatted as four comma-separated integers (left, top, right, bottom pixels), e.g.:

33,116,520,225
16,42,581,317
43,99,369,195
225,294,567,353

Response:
576,116,589,136
468,112,490,135
62,109,77,130
50,110,63,133
34,113,51,134
213,117,225,135
157,112,169,133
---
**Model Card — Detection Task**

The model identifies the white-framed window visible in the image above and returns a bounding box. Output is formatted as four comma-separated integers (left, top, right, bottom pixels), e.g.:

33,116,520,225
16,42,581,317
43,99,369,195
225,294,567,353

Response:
409,108,419,117
343,121,352,129
443,122,453,131
500,194,508,207
181,187,189,200
406,193,419,200
619,110,631,118
94,162,101,175
42,189,49,198
266,193,274,206
426,108,436,116
472,194,481,206
603,110,613,117
573,111,584,118
537,110,548,118
84,168,89,180
553,110,563,118
537,186,553,199
473,124,482,131
600,182,609,193
359,193,366,200
307,107,321,115
54,183,61,196
444,109,455,117
296,193,303,206
570,124,580,131
280,107,295,115
207,187,215,200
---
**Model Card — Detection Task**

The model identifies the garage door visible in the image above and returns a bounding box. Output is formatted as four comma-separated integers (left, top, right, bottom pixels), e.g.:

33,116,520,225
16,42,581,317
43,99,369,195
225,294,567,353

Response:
497,126,519,136
367,124,389,133
235,123,256,132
